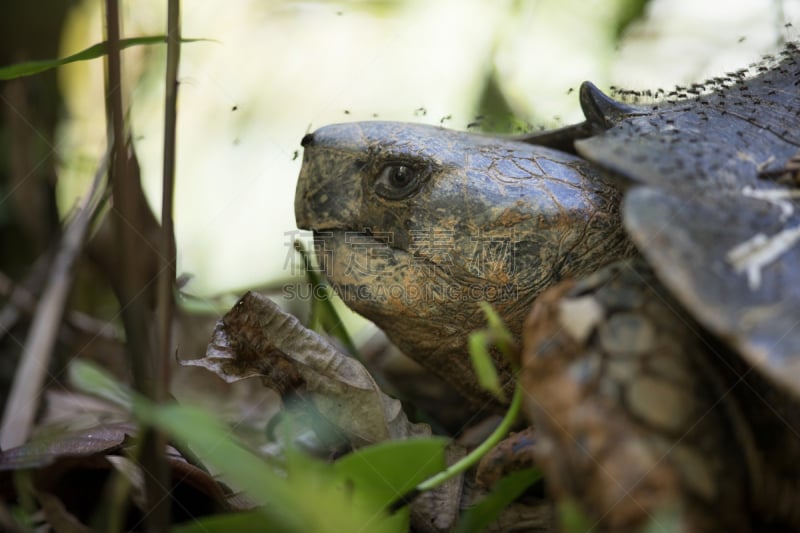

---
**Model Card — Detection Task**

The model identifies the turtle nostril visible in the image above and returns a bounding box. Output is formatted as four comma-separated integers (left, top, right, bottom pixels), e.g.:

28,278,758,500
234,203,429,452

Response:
301,133,315,147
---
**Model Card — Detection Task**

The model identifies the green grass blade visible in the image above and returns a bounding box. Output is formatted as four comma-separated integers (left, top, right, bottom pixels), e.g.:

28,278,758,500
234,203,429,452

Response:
293,240,361,359
455,468,541,533
170,510,267,533
468,331,504,400
70,360,412,533
0,36,208,80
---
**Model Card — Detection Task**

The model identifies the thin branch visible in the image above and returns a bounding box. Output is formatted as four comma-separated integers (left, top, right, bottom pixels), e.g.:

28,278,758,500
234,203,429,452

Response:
0,270,121,342
104,1,169,530
158,0,180,403
0,152,108,450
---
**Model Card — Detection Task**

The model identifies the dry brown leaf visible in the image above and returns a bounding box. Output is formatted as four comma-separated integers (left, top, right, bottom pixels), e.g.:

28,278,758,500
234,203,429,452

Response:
0,428,233,529
182,291,429,446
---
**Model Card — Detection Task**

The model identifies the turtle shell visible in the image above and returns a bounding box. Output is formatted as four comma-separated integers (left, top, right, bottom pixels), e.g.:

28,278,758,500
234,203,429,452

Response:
572,44,800,396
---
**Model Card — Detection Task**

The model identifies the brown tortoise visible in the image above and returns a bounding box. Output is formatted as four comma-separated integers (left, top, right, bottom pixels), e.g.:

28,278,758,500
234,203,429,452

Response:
294,44,800,530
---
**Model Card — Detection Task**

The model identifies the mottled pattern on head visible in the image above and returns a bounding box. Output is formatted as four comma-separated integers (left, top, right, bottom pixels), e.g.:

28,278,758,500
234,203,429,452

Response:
295,122,634,404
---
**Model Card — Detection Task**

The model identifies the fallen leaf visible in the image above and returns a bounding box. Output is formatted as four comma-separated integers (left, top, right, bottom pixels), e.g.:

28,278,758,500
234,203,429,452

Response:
183,292,429,446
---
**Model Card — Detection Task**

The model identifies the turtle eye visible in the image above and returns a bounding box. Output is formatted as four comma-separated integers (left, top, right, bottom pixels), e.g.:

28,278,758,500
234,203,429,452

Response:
374,163,425,200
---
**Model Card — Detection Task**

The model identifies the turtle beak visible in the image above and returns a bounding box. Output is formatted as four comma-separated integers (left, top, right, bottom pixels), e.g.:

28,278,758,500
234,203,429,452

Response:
294,127,366,231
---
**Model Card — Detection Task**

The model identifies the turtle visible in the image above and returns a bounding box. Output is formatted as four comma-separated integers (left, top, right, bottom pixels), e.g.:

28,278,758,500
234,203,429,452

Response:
294,42,800,531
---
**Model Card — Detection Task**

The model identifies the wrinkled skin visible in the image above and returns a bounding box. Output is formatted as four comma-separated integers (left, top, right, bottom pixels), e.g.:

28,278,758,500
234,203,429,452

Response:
295,122,634,406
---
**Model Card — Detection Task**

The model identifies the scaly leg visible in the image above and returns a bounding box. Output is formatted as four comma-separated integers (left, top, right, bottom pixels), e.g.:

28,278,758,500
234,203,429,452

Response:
521,259,749,532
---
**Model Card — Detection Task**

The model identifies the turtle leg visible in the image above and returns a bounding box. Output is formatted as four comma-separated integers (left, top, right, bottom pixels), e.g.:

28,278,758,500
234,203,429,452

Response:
521,259,749,532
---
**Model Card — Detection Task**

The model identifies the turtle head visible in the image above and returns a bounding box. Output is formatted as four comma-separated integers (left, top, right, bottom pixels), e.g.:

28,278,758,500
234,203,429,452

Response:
295,121,632,403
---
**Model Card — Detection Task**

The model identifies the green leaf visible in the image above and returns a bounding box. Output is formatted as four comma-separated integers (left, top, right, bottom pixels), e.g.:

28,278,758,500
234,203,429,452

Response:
558,499,593,533
332,437,448,531
334,437,448,500
294,240,361,359
170,510,267,533
135,402,308,531
0,36,208,80
478,301,515,362
140,400,409,533
642,506,682,532
454,468,541,533
70,361,303,530
468,331,504,400
69,360,419,533
68,359,133,410
477,301,508,338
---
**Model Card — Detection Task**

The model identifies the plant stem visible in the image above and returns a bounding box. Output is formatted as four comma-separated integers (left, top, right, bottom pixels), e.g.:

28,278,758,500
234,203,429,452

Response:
389,377,523,512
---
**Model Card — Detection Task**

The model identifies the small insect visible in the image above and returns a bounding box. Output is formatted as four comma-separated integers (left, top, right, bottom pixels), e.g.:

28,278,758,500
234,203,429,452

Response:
439,114,452,124
231,105,238,111
344,110,350,115
738,36,746,43
414,107,427,116
467,114,484,129
292,150,299,161
566,87,574,95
